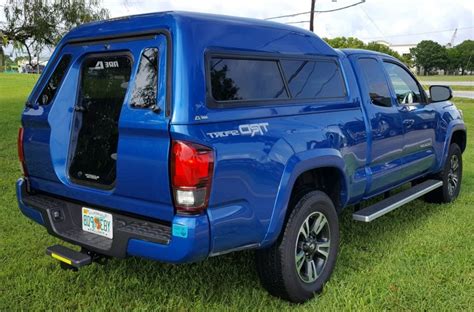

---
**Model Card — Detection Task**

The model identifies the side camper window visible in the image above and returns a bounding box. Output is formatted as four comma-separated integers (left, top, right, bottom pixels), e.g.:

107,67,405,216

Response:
130,48,159,108
210,58,289,102
207,54,348,107
281,60,346,99
38,54,72,105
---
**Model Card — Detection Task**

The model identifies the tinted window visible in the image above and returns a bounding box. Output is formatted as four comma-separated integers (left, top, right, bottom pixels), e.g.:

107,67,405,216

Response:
69,54,132,187
131,48,158,108
383,62,423,104
358,58,392,107
281,60,346,99
210,58,288,101
38,54,71,105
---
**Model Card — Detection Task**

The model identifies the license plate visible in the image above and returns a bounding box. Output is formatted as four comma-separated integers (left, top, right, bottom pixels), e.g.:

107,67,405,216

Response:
82,207,113,239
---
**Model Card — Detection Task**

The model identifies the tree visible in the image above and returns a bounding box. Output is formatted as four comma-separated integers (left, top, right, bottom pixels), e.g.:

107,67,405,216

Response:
445,48,461,75
410,40,447,75
0,0,109,66
366,41,402,60
323,37,407,64
0,45,4,69
454,40,474,75
324,37,365,49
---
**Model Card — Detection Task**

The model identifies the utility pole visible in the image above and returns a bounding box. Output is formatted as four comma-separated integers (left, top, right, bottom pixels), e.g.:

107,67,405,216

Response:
309,0,316,32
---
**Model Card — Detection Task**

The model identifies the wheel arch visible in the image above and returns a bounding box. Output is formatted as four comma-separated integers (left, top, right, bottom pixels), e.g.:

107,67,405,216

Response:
440,123,466,171
260,149,348,247
450,129,466,153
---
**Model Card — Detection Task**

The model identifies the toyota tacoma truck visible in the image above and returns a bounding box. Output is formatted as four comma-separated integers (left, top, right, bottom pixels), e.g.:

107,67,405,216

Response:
16,11,466,303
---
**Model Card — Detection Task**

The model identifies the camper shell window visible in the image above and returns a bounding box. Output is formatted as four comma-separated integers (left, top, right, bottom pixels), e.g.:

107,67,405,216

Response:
207,53,347,107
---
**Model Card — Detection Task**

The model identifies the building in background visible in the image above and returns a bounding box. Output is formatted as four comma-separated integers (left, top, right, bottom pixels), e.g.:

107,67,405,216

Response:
17,57,49,74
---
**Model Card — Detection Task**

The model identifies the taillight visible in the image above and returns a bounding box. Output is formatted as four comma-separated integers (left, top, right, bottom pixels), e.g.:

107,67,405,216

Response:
17,127,28,177
171,140,214,214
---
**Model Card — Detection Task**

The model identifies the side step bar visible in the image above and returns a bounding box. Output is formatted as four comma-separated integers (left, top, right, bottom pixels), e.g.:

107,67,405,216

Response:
353,179,443,222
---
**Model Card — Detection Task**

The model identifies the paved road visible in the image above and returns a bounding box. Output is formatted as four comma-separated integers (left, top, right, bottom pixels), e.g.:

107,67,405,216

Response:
420,80,474,86
453,90,474,99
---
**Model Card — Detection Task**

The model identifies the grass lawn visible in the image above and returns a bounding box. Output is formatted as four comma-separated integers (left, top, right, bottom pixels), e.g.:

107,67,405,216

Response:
417,75,474,82
449,85,474,92
0,73,473,311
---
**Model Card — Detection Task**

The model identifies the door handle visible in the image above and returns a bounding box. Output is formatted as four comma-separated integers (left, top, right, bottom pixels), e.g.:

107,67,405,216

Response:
403,119,415,127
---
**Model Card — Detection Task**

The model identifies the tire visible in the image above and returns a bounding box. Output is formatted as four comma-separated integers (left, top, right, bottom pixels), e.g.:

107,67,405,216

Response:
255,191,340,303
425,143,463,203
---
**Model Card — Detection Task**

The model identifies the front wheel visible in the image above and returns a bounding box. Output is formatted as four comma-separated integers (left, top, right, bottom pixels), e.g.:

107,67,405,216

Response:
255,191,339,303
425,143,463,203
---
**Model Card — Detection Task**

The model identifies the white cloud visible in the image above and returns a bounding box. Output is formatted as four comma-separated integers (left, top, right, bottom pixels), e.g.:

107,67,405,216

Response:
1,0,473,58
103,0,473,45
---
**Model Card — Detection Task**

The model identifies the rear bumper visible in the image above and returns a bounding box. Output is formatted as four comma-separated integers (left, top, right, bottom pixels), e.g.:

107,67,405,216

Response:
16,178,210,263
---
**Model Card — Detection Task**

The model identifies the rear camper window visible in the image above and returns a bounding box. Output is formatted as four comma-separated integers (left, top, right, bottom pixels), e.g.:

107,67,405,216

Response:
38,54,72,105
130,48,159,108
281,60,346,99
210,58,289,102
68,54,132,187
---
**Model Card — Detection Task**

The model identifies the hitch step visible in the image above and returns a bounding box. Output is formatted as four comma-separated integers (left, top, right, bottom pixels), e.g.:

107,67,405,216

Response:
353,179,443,222
46,245,92,268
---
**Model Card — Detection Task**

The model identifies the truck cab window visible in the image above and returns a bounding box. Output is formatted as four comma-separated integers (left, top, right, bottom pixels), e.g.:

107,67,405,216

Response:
358,58,392,107
383,62,423,105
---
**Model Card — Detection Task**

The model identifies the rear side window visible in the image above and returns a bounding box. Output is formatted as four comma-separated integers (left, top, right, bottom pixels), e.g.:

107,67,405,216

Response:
281,60,346,99
130,48,158,108
210,58,288,101
38,54,72,105
358,58,392,107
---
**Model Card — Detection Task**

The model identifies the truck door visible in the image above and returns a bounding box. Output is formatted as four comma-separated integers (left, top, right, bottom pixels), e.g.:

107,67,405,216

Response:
22,34,175,221
351,56,405,196
382,61,437,180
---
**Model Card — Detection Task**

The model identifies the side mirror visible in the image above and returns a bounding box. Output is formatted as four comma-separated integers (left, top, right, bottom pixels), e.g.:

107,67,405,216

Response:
429,85,452,103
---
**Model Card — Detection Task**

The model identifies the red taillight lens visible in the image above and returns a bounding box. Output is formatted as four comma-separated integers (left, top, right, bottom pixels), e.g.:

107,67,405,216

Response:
17,127,28,177
171,140,214,214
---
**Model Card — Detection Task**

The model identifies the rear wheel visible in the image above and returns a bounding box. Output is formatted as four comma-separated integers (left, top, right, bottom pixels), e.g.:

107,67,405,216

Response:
425,143,463,203
255,191,339,303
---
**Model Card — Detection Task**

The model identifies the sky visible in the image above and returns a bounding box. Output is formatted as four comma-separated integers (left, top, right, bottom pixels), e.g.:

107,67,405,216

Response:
102,0,474,44
1,0,473,57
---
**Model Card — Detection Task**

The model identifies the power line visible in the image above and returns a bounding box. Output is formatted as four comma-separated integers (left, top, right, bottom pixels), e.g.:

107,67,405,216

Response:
264,1,366,21
361,26,474,40
285,20,310,25
359,6,385,37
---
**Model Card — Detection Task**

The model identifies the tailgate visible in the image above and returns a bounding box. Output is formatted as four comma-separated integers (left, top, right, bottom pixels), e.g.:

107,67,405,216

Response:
21,34,174,221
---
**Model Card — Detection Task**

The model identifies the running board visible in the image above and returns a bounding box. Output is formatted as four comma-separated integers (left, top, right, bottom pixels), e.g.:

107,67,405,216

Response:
353,180,443,222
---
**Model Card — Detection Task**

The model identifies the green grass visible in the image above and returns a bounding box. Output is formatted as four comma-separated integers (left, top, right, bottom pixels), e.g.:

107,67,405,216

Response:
449,85,474,92
417,75,474,82
0,73,473,311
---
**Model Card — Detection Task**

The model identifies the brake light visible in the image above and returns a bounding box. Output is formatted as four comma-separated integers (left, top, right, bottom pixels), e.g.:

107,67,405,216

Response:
17,127,28,177
171,140,214,214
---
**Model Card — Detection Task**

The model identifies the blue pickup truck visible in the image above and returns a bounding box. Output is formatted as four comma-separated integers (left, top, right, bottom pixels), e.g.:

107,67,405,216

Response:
16,12,466,302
